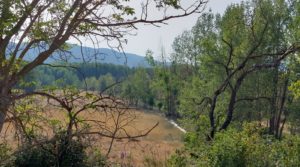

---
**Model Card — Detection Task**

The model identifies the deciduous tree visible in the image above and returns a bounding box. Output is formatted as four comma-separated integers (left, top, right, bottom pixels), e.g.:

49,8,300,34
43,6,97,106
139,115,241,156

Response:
0,0,207,133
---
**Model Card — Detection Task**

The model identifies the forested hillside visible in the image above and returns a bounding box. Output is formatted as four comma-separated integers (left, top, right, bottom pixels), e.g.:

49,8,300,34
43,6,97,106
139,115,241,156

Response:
21,63,133,90
20,44,149,67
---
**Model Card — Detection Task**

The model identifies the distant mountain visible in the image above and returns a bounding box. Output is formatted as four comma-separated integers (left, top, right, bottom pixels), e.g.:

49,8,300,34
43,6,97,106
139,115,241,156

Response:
20,44,150,67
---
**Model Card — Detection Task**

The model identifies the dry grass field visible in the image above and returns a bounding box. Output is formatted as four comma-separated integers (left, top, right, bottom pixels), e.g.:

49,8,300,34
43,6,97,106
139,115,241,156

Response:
94,110,184,166
1,100,184,166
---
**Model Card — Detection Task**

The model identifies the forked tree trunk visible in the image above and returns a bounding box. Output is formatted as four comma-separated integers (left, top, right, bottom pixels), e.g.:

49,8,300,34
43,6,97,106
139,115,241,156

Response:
220,74,245,131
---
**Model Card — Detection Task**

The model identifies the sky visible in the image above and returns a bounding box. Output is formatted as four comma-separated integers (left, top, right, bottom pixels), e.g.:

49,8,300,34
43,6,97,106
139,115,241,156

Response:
121,0,243,57
73,0,243,57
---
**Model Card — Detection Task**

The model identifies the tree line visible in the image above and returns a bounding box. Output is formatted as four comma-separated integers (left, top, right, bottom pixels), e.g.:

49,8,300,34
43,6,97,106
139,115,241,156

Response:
159,0,300,166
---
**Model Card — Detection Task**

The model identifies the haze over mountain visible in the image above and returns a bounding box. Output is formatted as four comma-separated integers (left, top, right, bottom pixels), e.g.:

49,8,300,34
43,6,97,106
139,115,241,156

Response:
21,44,150,67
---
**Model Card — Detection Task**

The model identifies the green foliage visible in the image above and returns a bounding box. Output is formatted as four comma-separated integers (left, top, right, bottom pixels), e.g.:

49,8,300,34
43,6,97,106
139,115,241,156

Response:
167,150,188,167
20,63,132,91
121,67,154,107
0,143,12,167
99,73,116,93
148,50,182,116
145,50,156,66
15,143,57,167
289,80,300,99
85,76,100,91
170,123,300,167
14,133,87,167
85,149,107,167
169,0,300,137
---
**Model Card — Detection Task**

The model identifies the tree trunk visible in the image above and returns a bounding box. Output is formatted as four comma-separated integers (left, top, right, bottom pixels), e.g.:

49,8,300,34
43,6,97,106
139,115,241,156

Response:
220,75,244,131
279,117,286,139
0,87,11,133
275,77,288,138
219,89,237,130
0,104,9,133
208,96,217,140
269,67,279,135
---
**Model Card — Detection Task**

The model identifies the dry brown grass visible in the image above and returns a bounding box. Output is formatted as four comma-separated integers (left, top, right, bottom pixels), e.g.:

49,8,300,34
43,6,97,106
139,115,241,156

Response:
95,110,184,166
1,105,184,166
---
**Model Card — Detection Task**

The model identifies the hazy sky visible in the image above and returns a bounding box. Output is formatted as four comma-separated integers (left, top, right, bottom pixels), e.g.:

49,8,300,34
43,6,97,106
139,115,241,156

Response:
120,0,243,57
74,0,243,57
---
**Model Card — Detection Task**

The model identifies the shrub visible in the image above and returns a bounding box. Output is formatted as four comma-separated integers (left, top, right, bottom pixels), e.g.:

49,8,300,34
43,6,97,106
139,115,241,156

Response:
0,143,13,167
167,150,188,167
14,134,87,167
85,149,107,167
169,123,300,167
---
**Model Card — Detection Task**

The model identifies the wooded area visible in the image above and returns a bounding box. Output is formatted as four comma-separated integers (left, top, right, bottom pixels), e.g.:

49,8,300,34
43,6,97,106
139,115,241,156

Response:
2,0,300,166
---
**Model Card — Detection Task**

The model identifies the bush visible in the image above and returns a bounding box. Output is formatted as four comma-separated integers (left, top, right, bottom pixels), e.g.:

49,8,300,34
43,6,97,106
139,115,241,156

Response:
0,143,13,167
169,123,300,167
15,143,56,167
209,129,247,167
14,134,87,167
167,150,188,167
85,149,107,167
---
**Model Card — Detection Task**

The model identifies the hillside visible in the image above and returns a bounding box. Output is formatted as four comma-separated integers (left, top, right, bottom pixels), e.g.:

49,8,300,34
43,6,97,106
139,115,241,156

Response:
20,44,150,67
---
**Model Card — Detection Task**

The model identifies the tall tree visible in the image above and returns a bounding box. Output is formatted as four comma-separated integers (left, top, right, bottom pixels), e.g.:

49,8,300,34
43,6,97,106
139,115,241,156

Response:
0,0,207,132
175,0,300,139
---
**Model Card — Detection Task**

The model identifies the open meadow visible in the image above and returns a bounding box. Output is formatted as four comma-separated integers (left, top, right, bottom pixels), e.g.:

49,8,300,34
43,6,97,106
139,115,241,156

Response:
1,98,184,166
